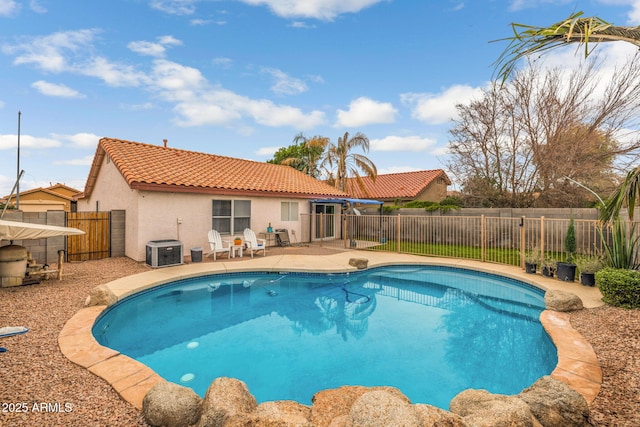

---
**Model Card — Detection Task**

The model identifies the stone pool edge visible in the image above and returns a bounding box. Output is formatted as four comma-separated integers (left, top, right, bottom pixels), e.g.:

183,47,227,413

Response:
58,253,603,410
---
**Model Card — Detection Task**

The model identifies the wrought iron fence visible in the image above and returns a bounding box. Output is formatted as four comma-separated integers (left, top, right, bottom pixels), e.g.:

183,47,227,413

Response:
300,213,623,268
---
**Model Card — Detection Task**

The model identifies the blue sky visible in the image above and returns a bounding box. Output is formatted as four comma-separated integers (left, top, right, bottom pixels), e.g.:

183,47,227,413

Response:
1,0,639,196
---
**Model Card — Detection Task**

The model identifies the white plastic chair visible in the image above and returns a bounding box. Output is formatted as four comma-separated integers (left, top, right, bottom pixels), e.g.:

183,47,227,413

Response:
243,228,266,257
206,230,231,261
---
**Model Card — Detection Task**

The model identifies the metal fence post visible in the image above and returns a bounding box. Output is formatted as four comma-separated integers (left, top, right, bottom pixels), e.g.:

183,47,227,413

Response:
481,215,486,262
397,215,401,253
520,216,526,269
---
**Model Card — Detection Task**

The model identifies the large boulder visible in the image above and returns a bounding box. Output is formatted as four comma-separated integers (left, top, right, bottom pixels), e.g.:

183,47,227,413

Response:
250,400,313,426
311,385,410,427
348,258,368,269
414,403,468,426
196,377,257,427
544,290,583,312
450,389,538,427
85,284,118,307
142,381,202,427
519,376,590,427
347,390,422,427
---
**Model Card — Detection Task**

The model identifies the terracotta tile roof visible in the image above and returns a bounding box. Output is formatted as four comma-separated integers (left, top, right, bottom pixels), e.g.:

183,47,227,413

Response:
344,170,450,200
82,138,347,199
3,186,77,201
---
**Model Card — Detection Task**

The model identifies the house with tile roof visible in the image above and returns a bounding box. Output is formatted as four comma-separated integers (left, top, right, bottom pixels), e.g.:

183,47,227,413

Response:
3,183,81,212
77,137,349,261
342,170,451,205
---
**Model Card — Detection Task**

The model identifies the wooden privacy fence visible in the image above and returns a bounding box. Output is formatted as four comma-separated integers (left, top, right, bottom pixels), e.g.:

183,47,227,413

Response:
66,212,111,261
300,213,624,268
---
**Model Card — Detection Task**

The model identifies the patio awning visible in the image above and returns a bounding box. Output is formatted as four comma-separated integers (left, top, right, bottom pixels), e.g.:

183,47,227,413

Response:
0,219,85,240
309,198,383,205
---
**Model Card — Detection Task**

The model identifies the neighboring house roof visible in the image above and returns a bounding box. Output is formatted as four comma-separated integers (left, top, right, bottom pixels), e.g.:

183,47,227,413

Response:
344,170,451,200
82,137,348,199
4,186,78,202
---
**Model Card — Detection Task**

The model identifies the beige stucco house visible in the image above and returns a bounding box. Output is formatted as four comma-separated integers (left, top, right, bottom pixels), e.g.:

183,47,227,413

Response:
77,137,349,262
343,170,451,205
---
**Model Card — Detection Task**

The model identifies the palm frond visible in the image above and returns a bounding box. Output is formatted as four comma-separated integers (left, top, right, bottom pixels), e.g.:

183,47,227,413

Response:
492,11,640,83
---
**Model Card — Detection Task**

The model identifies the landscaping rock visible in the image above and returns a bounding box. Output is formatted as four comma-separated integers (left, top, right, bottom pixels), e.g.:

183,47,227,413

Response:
348,258,368,269
251,400,313,426
519,376,590,427
544,290,584,312
142,381,202,427
196,377,257,427
414,403,468,426
310,385,410,427
450,389,538,427
348,390,422,427
85,284,117,307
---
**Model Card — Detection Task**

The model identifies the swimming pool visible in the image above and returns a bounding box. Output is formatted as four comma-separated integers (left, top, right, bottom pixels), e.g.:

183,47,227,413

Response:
92,265,557,409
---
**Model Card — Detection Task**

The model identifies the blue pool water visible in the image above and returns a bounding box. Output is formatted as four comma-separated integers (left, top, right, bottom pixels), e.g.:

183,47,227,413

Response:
93,265,557,409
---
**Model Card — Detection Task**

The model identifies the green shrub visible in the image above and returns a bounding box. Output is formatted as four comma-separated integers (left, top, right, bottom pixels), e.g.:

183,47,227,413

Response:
595,268,640,308
564,217,576,263
403,200,438,208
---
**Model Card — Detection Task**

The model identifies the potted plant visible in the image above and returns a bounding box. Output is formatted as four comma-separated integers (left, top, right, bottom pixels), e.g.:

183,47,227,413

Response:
556,218,577,282
524,248,541,274
576,256,604,287
541,256,556,278
233,236,242,246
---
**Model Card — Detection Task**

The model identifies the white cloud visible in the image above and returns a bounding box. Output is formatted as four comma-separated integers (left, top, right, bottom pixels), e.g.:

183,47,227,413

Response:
335,97,397,127
255,146,280,156
82,56,150,87
213,57,233,68
30,0,46,13
239,0,385,20
0,0,20,16
0,134,61,150
401,85,483,125
51,132,100,148
149,0,196,15
53,155,94,166
150,60,326,128
370,135,436,152
31,80,84,98
261,67,308,95
128,36,182,58
3,29,98,73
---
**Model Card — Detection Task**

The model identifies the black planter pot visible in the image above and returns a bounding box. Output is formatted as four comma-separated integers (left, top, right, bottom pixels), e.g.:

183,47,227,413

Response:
556,262,577,282
580,272,596,287
542,266,554,278
525,262,537,274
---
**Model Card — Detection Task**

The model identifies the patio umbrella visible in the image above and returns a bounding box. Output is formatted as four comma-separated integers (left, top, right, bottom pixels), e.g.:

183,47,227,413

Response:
0,219,85,240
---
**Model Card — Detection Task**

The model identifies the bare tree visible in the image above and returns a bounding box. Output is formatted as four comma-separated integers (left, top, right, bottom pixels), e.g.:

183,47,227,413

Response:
448,58,640,208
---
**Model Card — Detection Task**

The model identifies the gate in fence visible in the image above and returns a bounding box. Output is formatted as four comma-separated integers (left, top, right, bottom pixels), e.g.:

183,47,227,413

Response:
66,212,111,261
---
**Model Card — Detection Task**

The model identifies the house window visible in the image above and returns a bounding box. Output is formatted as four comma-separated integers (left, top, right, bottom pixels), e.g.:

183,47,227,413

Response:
212,200,251,235
281,202,299,221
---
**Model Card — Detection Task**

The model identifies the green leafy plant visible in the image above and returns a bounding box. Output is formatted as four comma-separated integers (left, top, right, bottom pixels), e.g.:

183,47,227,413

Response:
598,219,640,270
575,255,604,274
595,268,640,308
564,218,577,263
525,247,541,265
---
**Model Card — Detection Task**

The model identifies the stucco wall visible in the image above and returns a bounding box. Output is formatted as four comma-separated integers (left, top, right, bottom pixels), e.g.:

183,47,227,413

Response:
76,156,140,260
78,155,312,261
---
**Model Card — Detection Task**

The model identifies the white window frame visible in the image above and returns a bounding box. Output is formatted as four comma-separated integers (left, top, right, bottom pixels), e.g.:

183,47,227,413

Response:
281,201,299,221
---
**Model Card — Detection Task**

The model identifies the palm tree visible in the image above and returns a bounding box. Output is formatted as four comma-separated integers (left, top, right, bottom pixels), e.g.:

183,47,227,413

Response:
280,132,329,178
494,11,640,83
494,11,640,222
321,131,377,193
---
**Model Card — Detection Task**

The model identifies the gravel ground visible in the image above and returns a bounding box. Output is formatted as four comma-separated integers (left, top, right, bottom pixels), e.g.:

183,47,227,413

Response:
1,256,639,427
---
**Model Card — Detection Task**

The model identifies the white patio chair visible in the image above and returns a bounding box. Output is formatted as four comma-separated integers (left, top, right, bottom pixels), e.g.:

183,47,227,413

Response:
206,229,231,261
243,228,266,257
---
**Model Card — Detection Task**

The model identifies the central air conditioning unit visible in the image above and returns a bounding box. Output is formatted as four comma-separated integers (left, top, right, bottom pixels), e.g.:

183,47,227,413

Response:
146,240,183,268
